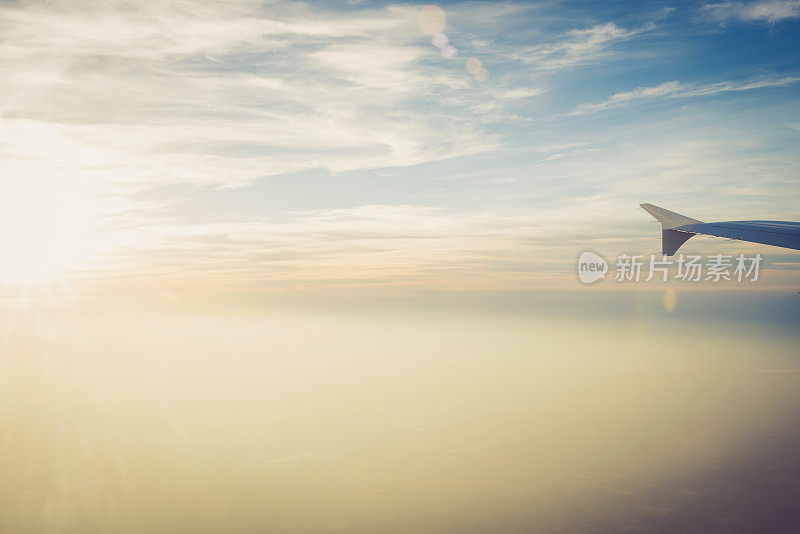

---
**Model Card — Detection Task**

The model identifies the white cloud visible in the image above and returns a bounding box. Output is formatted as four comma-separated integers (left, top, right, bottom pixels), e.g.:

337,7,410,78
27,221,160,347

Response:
102,202,601,291
498,88,545,100
680,76,800,95
0,0,498,194
520,22,655,70
0,0,519,286
571,75,800,114
0,2,797,291
702,1,800,23
573,81,683,114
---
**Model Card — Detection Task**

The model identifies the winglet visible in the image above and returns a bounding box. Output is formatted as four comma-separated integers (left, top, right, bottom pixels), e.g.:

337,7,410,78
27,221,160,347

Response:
639,203,702,229
639,203,703,256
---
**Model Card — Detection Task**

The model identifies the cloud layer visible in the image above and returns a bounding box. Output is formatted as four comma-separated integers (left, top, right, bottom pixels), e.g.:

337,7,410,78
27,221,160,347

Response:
703,1,800,23
0,1,798,292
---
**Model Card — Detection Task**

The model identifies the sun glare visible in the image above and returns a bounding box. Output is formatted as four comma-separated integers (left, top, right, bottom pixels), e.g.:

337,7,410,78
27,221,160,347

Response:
0,180,103,288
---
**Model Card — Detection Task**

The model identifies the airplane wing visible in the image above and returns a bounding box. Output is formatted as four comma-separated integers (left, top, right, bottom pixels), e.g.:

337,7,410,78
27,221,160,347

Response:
639,203,800,256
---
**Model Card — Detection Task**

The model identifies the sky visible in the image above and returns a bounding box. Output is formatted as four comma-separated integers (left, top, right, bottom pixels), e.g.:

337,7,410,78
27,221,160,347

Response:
3,3,800,532
0,0,799,296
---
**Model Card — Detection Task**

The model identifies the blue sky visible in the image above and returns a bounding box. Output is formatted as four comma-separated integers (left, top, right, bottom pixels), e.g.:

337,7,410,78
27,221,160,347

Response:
0,0,798,292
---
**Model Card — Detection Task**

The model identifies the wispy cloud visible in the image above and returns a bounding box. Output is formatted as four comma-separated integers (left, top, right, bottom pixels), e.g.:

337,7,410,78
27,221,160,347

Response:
572,81,683,115
702,1,800,23
520,22,655,71
1,1,798,291
571,75,800,115
0,1,499,193
111,204,576,290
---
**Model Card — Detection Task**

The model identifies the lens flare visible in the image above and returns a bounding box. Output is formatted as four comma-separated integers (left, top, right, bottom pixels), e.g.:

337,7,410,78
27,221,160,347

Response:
663,288,677,312
431,33,449,49
417,5,446,35
466,57,488,80
0,179,105,288
465,57,483,74
441,45,458,59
